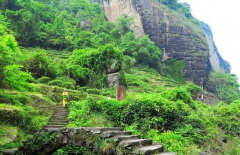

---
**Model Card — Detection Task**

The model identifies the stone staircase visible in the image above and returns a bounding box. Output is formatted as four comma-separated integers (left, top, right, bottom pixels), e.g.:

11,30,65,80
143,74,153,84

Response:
76,127,177,155
42,103,177,155
98,128,177,155
44,103,69,131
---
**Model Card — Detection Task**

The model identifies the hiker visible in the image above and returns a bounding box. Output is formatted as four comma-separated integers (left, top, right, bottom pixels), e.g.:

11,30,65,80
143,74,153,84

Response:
62,89,69,108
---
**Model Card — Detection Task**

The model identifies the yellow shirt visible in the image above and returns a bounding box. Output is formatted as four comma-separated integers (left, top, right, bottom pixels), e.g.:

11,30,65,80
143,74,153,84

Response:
62,92,69,99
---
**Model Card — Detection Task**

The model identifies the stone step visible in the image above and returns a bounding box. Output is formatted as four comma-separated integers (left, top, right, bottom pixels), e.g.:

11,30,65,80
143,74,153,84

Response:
44,128,63,132
47,122,68,125
54,107,68,109
51,114,68,117
71,127,125,134
54,111,69,113
49,117,68,120
50,118,68,121
51,115,68,117
44,125,66,128
55,104,69,107
113,135,140,142
49,120,68,123
51,115,68,118
119,139,152,150
133,144,164,155
101,131,132,138
49,119,68,122
98,127,124,132
54,108,69,110
157,153,178,155
54,106,69,109
53,110,69,113
50,118,68,120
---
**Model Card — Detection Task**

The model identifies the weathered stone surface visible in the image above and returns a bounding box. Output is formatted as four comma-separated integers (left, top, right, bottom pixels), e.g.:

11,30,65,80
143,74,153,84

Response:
201,23,230,73
13,127,177,155
108,72,120,87
80,20,92,31
197,91,220,105
98,0,214,87
101,0,145,37
106,59,121,74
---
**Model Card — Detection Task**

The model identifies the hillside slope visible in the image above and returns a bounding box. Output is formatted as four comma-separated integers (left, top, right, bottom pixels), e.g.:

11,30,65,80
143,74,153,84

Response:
97,0,229,87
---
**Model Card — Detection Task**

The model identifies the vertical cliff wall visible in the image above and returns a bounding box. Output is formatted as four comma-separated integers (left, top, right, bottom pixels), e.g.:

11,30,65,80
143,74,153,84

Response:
201,23,230,73
97,0,214,87
101,0,144,37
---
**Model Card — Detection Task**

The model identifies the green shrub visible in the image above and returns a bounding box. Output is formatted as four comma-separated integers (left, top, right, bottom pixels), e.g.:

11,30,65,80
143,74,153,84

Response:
147,129,199,155
205,72,240,103
86,89,101,95
185,82,202,96
63,82,75,90
24,51,57,79
160,87,192,104
213,101,240,136
162,59,185,84
48,80,64,87
37,76,51,83
0,105,27,127
0,94,29,105
77,86,87,92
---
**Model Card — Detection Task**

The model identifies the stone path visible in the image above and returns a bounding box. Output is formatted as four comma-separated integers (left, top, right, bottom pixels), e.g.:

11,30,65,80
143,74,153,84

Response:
43,103,178,155
44,103,69,131
98,127,177,155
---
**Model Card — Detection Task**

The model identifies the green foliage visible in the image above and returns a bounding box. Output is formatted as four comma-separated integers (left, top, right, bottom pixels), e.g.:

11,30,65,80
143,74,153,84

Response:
185,82,202,96
37,76,51,83
70,44,123,88
119,69,127,87
2,0,104,49
120,32,162,70
86,89,101,95
160,87,192,104
147,129,199,155
162,59,185,84
68,100,112,127
159,0,192,18
213,100,240,136
0,18,33,91
48,80,64,87
115,14,134,35
206,72,240,103
73,86,240,155
1,1,239,155
24,50,57,79
0,93,30,106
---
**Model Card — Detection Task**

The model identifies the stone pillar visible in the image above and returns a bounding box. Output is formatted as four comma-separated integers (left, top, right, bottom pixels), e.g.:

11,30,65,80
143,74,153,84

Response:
116,85,126,101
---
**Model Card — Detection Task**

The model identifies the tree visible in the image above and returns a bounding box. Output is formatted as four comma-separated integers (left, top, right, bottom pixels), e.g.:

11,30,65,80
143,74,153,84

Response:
206,72,240,103
0,14,32,90
115,14,134,36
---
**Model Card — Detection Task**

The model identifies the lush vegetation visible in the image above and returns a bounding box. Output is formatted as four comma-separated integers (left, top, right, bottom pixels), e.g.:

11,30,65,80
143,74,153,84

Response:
0,0,239,155
159,0,192,18
68,81,240,155
206,72,240,103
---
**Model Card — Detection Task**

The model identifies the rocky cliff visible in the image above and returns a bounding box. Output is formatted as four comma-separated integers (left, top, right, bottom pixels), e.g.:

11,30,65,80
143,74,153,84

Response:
201,22,230,73
95,0,228,87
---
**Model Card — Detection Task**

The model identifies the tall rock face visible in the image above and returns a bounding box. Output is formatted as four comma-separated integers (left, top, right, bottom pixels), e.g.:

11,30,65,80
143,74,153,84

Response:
96,0,213,87
201,23,230,73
